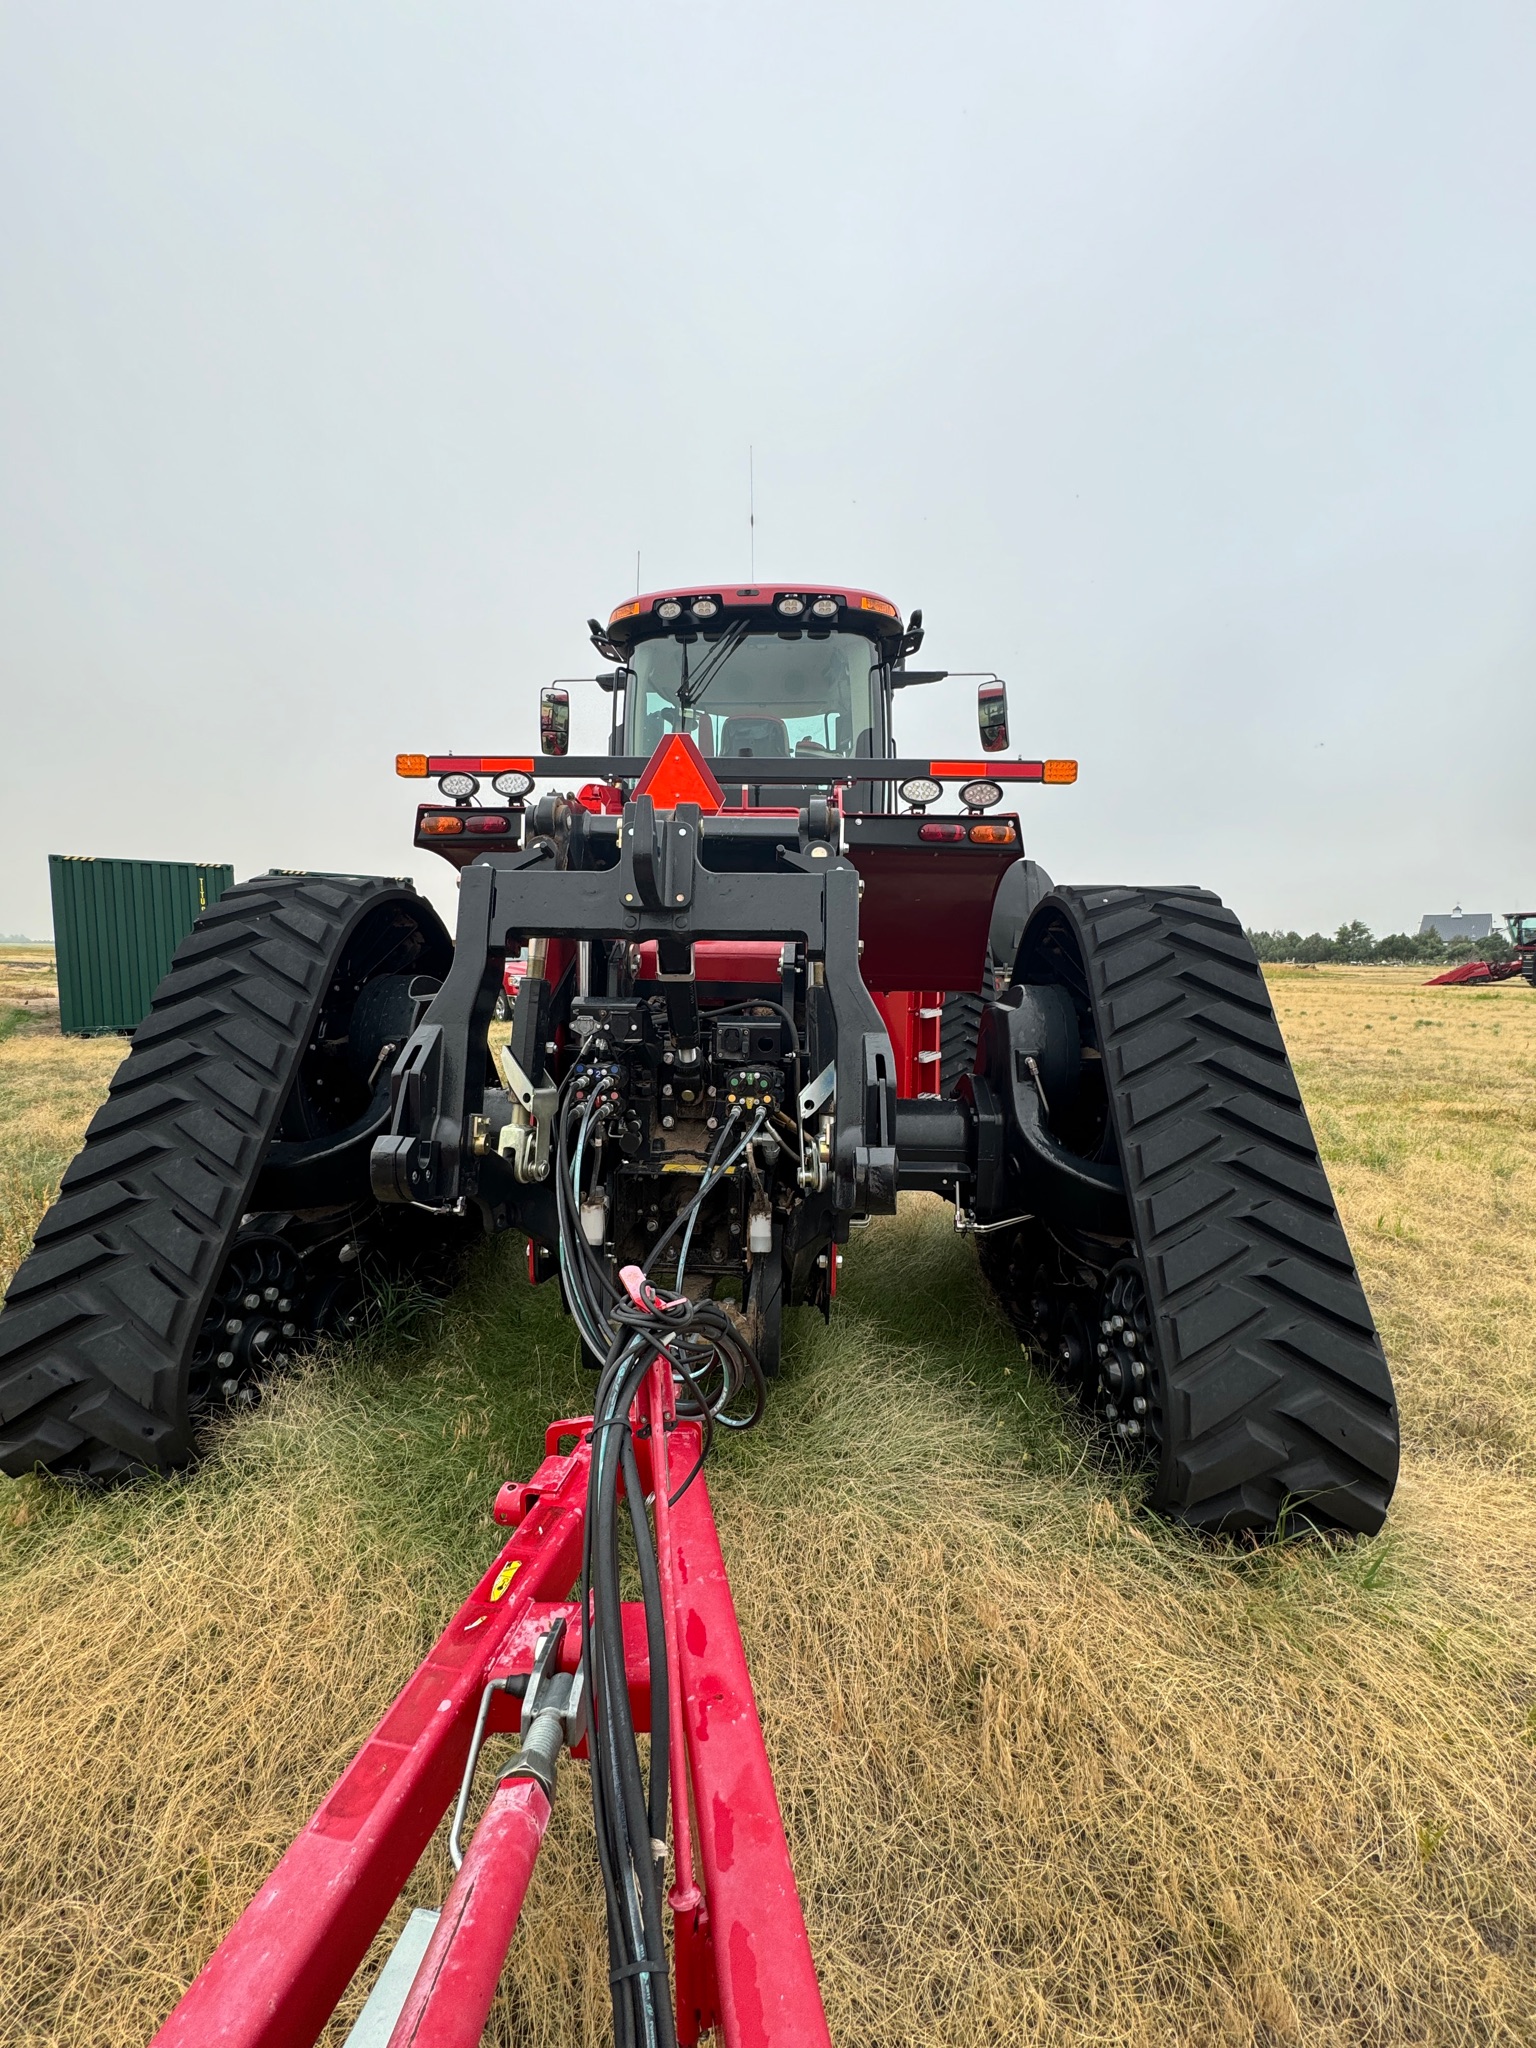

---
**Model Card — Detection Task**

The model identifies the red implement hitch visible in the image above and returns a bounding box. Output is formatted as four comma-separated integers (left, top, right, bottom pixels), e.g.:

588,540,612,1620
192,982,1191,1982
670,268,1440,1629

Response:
154,1364,830,2048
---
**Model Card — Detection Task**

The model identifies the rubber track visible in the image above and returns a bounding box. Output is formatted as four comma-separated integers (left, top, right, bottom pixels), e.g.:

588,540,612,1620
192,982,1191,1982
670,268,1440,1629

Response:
0,875,430,1481
940,991,984,1096
1054,886,1399,1534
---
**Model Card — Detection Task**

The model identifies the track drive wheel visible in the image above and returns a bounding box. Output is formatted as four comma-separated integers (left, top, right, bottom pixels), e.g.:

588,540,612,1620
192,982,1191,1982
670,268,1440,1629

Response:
978,887,1400,1536
0,873,464,1481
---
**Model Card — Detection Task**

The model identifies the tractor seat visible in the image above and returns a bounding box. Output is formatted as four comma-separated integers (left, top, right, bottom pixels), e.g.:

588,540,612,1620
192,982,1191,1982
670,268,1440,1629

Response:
719,715,790,757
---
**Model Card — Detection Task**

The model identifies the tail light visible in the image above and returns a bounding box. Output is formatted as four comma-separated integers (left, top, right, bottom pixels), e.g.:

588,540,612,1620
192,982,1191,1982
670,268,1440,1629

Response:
918,822,966,842
465,813,513,835
968,821,1017,845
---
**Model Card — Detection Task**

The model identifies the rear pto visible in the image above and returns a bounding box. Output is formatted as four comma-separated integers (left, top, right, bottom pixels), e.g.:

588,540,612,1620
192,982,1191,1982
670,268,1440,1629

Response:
0,582,1399,2045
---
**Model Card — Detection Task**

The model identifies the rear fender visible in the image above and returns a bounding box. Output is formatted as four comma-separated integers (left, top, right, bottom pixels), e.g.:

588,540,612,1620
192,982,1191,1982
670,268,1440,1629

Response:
969,981,1127,1234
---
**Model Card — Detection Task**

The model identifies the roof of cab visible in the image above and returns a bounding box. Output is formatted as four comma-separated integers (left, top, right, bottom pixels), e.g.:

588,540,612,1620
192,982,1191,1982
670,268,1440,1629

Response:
605,583,903,640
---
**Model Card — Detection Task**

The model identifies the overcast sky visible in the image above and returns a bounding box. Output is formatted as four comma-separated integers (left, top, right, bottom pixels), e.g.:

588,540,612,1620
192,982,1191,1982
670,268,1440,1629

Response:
2,1,1532,941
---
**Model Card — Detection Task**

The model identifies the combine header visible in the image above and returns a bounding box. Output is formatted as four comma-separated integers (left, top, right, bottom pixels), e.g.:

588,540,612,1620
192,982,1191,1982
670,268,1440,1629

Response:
0,581,1400,2044
1424,911,1536,985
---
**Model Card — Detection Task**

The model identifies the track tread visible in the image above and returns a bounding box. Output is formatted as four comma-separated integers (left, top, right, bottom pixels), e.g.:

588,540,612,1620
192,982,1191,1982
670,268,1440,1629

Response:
1056,886,1397,1533
940,991,986,1097
0,874,435,1481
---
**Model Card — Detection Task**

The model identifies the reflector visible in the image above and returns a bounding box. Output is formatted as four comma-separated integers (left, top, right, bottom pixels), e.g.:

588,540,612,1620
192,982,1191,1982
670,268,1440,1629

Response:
930,759,1043,780
633,732,725,814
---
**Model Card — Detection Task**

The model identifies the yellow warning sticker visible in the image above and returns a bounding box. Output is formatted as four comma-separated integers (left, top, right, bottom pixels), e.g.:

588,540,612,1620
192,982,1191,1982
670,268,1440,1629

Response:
489,1561,521,1602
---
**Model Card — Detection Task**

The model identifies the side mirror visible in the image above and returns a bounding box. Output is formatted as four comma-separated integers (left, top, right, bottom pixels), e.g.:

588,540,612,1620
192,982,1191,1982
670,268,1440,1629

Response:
977,679,1009,753
540,685,570,756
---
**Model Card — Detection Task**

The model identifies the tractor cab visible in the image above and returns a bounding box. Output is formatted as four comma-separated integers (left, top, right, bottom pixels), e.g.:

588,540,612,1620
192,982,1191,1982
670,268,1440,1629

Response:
398,579,1080,1007
593,584,909,807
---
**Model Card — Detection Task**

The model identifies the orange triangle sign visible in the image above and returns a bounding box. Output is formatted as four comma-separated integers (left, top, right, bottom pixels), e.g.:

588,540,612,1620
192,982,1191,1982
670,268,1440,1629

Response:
634,732,725,814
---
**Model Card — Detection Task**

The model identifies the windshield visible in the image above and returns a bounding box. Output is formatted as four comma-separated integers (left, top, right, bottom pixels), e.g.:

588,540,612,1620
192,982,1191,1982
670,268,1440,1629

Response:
624,630,883,761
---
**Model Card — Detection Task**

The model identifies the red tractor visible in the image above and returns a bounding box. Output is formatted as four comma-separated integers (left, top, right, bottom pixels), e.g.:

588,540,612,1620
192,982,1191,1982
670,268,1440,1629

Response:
0,581,1398,2048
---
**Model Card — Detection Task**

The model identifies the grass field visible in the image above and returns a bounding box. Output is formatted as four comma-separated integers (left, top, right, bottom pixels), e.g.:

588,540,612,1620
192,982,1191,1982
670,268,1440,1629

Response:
0,952,1533,2046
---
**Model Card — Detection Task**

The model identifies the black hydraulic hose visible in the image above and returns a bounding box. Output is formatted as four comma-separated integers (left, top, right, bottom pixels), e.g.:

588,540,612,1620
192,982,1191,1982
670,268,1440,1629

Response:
621,1427,670,1848
560,1073,771,2045
582,1334,674,2048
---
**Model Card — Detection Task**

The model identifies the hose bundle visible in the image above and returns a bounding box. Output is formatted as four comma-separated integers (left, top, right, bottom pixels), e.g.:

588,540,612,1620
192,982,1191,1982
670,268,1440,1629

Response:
553,1080,768,2045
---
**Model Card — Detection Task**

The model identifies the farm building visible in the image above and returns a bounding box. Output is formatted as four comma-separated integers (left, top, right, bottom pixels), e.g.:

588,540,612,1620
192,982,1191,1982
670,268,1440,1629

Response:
1419,908,1493,941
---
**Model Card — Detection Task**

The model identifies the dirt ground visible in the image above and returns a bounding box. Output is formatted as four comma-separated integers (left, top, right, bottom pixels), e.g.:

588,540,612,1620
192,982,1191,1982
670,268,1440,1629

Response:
0,963,1532,2047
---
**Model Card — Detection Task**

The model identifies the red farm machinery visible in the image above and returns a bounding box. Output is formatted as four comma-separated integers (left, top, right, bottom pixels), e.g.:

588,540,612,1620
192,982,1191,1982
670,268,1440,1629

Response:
1425,912,1536,985
0,581,1400,2046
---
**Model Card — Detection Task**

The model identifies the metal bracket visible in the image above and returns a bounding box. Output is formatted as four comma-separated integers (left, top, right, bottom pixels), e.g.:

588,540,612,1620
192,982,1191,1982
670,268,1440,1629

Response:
621,796,702,914
799,1061,836,1122
496,1044,559,1183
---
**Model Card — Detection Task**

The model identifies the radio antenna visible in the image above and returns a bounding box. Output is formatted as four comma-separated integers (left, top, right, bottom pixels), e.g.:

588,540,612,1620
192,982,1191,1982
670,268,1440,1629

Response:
749,447,755,579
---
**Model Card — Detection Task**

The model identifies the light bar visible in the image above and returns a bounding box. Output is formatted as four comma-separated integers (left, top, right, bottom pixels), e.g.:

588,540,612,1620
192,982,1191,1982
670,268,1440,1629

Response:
405,753,1078,787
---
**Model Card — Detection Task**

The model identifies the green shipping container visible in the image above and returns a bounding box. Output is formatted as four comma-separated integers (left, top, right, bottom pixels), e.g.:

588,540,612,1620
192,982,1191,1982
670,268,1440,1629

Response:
49,856,235,1036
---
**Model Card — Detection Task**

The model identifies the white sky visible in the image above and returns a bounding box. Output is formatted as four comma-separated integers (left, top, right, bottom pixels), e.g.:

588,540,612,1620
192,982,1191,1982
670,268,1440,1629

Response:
2,1,1533,940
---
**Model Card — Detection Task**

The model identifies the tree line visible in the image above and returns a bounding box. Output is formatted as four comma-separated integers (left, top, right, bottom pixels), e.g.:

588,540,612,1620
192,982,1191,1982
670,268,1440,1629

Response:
1243,921,1515,966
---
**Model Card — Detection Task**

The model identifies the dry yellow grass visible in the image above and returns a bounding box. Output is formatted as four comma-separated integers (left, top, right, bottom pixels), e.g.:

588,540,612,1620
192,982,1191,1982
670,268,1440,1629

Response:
0,964,1533,2046
0,961,124,1285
